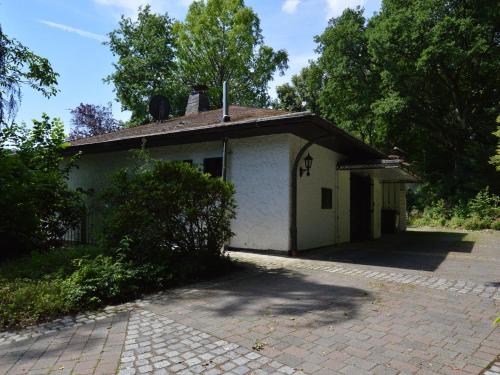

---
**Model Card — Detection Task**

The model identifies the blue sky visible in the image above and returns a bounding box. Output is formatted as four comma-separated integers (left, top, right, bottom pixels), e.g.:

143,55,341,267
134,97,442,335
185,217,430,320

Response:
1,0,381,132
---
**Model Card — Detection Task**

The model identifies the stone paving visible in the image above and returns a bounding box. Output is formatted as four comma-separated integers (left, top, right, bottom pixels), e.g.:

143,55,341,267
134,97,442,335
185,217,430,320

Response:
118,310,302,375
229,252,500,300
483,361,500,375
1,229,499,375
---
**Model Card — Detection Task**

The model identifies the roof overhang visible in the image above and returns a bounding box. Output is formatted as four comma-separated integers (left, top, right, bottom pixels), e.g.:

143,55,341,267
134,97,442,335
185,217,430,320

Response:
338,159,421,183
64,112,385,160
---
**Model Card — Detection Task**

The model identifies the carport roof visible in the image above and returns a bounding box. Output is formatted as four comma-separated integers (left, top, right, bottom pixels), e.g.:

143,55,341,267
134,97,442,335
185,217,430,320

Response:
338,159,421,183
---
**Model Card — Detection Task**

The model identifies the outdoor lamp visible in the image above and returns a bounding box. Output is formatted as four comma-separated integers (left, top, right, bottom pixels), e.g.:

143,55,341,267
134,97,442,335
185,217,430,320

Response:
300,153,314,177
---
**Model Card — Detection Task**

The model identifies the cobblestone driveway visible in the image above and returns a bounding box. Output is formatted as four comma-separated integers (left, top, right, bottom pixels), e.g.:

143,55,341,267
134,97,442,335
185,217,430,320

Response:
1,229,499,375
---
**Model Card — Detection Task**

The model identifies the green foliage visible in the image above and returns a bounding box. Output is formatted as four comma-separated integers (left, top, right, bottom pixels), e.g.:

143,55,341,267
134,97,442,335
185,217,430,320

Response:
61,255,139,309
105,6,186,125
0,24,58,126
0,278,68,329
101,154,236,276
491,219,500,231
489,115,500,171
273,63,322,114
409,187,500,230
0,114,84,260
105,1,288,123
174,0,288,108
276,0,500,199
0,245,101,328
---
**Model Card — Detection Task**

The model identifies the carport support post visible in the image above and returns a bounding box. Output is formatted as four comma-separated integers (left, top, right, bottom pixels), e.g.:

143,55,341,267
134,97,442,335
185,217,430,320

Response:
290,134,332,257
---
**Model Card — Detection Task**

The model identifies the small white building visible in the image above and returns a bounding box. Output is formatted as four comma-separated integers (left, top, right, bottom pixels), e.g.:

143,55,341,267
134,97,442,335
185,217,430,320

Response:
68,90,418,254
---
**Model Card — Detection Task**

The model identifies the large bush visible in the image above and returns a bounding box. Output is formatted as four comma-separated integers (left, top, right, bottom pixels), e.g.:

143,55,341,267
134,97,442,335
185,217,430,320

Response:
0,115,84,260
409,187,500,230
101,154,236,277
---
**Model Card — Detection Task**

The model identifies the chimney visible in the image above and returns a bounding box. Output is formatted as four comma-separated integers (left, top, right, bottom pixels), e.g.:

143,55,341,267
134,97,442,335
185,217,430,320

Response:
185,85,210,115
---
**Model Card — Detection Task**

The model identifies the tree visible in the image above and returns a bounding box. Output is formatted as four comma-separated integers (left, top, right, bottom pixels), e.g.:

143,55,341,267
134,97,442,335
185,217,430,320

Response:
0,115,83,259
68,103,122,141
316,7,381,145
367,0,499,198
173,0,288,108
276,0,500,200
275,62,322,114
105,6,185,125
0,25,58,127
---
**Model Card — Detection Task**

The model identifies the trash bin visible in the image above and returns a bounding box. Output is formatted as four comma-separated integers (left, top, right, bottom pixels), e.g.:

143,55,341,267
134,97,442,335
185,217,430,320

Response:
382,209,398,234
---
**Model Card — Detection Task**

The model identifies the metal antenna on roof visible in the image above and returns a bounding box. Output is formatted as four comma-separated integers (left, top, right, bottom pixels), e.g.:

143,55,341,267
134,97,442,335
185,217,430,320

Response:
222,81,230,122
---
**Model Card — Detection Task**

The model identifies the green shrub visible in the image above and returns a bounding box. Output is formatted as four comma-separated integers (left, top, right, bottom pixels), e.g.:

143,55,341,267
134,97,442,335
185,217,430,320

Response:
462,216,491,230
448,216,465,229
0,278,69,329
409,188,499,230
0,245,102,280
491,219,500,230
0,115,84,260
466,187,499,222
61,255,139,309
101,155,236,277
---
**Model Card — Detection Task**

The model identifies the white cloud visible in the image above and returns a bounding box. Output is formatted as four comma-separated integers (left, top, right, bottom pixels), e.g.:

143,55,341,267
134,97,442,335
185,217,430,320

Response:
282,0,301,14
39,20,106,42
93,0,193,15
325,0,365,19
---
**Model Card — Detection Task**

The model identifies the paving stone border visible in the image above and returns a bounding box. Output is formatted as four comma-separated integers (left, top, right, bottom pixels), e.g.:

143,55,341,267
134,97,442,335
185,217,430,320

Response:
484,361,500,375
0,302,138,347
230,252,500,300
118,310,304,375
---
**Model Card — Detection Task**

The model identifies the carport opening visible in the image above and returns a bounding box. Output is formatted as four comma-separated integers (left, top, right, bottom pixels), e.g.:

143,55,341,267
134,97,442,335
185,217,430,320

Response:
350,174,372,241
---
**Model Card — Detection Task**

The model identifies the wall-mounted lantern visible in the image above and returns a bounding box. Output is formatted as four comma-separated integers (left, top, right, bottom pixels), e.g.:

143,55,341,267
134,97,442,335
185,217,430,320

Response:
299,153,313,177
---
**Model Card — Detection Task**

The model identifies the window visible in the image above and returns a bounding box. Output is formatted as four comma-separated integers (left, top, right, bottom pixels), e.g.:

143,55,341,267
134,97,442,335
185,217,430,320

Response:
321,188,333,209
203,157,223,177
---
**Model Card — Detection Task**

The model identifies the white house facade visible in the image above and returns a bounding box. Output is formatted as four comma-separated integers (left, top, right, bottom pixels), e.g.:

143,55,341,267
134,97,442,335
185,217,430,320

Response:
67,93,418,254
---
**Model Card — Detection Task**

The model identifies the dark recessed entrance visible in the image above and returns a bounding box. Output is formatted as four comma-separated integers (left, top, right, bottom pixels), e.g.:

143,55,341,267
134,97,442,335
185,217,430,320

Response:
350,174,372,241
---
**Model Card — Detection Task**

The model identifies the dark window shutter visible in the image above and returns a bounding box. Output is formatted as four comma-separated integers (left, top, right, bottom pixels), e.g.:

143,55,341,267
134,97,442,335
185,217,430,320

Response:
203,157,222,177
321,188,333,209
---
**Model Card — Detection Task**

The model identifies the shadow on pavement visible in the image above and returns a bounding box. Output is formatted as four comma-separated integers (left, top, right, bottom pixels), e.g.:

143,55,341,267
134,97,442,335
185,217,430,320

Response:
299,230,475,272
155,265,372,328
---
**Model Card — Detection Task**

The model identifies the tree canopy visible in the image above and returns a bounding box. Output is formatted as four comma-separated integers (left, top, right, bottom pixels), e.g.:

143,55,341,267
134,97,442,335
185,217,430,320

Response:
174,0,288,108
68,103,122,141
105,0,288,125
0,25,58,127
105,6,185,125
276,0,500,201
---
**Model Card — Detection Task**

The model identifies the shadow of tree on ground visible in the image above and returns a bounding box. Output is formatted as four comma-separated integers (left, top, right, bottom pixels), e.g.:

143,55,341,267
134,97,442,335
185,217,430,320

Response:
154,265,373,329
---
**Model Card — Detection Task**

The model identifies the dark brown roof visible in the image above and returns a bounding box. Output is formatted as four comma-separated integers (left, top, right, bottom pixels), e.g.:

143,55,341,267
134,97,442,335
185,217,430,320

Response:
70,106,289,147
67,105,386,160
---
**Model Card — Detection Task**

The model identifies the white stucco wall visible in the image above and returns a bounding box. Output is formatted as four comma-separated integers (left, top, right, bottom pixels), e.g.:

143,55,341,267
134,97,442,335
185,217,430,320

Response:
372,178,382,239
291,136,346,250
382,182,408,232
227,134,291,251
68,135,292,252
399,185,407,231
337,170,350,243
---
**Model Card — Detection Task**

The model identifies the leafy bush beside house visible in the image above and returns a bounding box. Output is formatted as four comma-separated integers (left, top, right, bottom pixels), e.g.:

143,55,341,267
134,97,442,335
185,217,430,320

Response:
0,115,84,260
100,155,236,277
0,154,237,329
408,187,500,230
